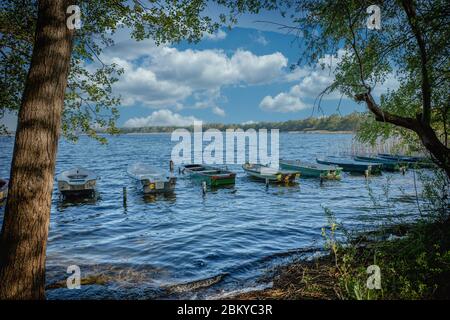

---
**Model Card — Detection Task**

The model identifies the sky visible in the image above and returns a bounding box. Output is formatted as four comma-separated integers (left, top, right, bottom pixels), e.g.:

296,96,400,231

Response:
2,7,396,130
105,23,366,128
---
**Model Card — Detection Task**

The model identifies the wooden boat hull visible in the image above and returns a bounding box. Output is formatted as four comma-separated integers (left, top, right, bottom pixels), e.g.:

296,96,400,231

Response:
141,177,177,194
354,156,408,172
128,163,176,194
317,157,382,175
183,164,236,187
280,160,342,180
57,168,98,198
242,164,299,183
378,154,435,168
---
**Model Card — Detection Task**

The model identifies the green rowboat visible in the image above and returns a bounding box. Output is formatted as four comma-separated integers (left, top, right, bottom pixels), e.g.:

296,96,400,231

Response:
183,164,236,187
280,159,342,180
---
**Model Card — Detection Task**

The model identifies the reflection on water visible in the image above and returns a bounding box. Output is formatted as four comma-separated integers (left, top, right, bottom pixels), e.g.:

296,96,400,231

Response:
142,193,177,204
56,194,100,211
0,133,424,299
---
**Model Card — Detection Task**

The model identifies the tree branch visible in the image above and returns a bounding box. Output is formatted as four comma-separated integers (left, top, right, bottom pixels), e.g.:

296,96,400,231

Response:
354,92,419,131
401,0,432,125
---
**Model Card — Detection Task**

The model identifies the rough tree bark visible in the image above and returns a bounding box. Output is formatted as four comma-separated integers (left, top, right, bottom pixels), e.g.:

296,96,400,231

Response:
355,92,450,178
0,0,74,299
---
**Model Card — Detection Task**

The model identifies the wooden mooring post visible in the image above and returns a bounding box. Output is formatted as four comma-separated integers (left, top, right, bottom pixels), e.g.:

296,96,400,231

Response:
202,181,207,196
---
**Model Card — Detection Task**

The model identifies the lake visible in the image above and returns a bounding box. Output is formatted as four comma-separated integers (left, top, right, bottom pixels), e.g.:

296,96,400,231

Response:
0,133,422,299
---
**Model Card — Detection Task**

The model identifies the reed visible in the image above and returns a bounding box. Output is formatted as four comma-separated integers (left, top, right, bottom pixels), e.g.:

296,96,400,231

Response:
344,136,414,157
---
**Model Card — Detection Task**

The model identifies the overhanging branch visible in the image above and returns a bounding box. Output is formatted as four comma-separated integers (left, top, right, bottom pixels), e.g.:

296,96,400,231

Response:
355,92,419,131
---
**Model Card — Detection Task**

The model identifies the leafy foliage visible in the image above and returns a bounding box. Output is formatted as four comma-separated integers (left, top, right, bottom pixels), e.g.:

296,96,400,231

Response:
216,0,449,158
1,0,219,142
323,170,450,299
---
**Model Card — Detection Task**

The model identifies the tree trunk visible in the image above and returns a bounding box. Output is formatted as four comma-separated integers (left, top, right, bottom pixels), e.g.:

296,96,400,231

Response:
416,121,450,178
0,0,74,299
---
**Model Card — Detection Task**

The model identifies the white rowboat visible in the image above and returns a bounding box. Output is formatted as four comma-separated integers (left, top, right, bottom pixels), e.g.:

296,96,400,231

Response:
127,163,176,194
57,167,98,198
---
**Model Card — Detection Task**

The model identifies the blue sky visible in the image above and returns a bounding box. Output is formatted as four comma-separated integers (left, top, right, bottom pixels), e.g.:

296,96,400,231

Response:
3,8,395,131
107,24,368,128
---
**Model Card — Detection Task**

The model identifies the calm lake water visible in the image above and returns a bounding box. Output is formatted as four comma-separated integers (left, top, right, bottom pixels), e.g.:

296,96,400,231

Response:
0,133,422,299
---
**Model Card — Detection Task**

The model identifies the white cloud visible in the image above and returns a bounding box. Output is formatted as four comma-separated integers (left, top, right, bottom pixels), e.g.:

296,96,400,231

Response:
203,29,227,41
372,73,400,97
260,89,310,112
284,67,310,82
123,110,200,127
259,50,347,113
212,106,226,117
100,32,288,116
114,63,192,107
254,33,268,46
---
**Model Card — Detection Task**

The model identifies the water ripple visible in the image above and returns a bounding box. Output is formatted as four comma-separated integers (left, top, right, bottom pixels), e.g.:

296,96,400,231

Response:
0,133,422,298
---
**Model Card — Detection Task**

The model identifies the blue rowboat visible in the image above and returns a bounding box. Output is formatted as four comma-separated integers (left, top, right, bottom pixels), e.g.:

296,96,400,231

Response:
280,159,342,180
377,154,435,168
317,156,382,175
378,153,436,168
354,156,408,172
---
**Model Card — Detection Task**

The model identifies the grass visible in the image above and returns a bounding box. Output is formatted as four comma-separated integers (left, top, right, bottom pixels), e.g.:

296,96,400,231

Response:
235,170,450,300
233,217,450,300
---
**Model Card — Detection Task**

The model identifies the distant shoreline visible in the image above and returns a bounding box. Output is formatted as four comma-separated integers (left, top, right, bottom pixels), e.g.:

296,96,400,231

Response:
2,113,363,136
119,130,355,135
1,129,355,137
288,130,353,134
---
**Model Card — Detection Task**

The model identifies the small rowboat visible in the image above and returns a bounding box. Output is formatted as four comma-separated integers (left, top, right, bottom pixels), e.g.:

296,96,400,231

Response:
280,159,342,180
242,163,300,183
378,154,435,168
317,156,382,175
183,164,236,187
127,163,176,194
354,156,408,172
57,167,98,198
0,179,8,203
378,153,424,162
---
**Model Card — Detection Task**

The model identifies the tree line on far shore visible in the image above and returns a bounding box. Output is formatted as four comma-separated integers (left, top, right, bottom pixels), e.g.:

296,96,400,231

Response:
118,112,364,134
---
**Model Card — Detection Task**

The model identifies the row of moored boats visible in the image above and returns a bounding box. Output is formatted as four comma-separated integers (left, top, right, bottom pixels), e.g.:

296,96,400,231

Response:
32,153,432,199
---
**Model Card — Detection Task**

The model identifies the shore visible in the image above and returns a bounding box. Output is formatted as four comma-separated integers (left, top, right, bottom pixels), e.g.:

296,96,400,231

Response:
41,218,449,300
231,219,450,300
231,255,339,300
